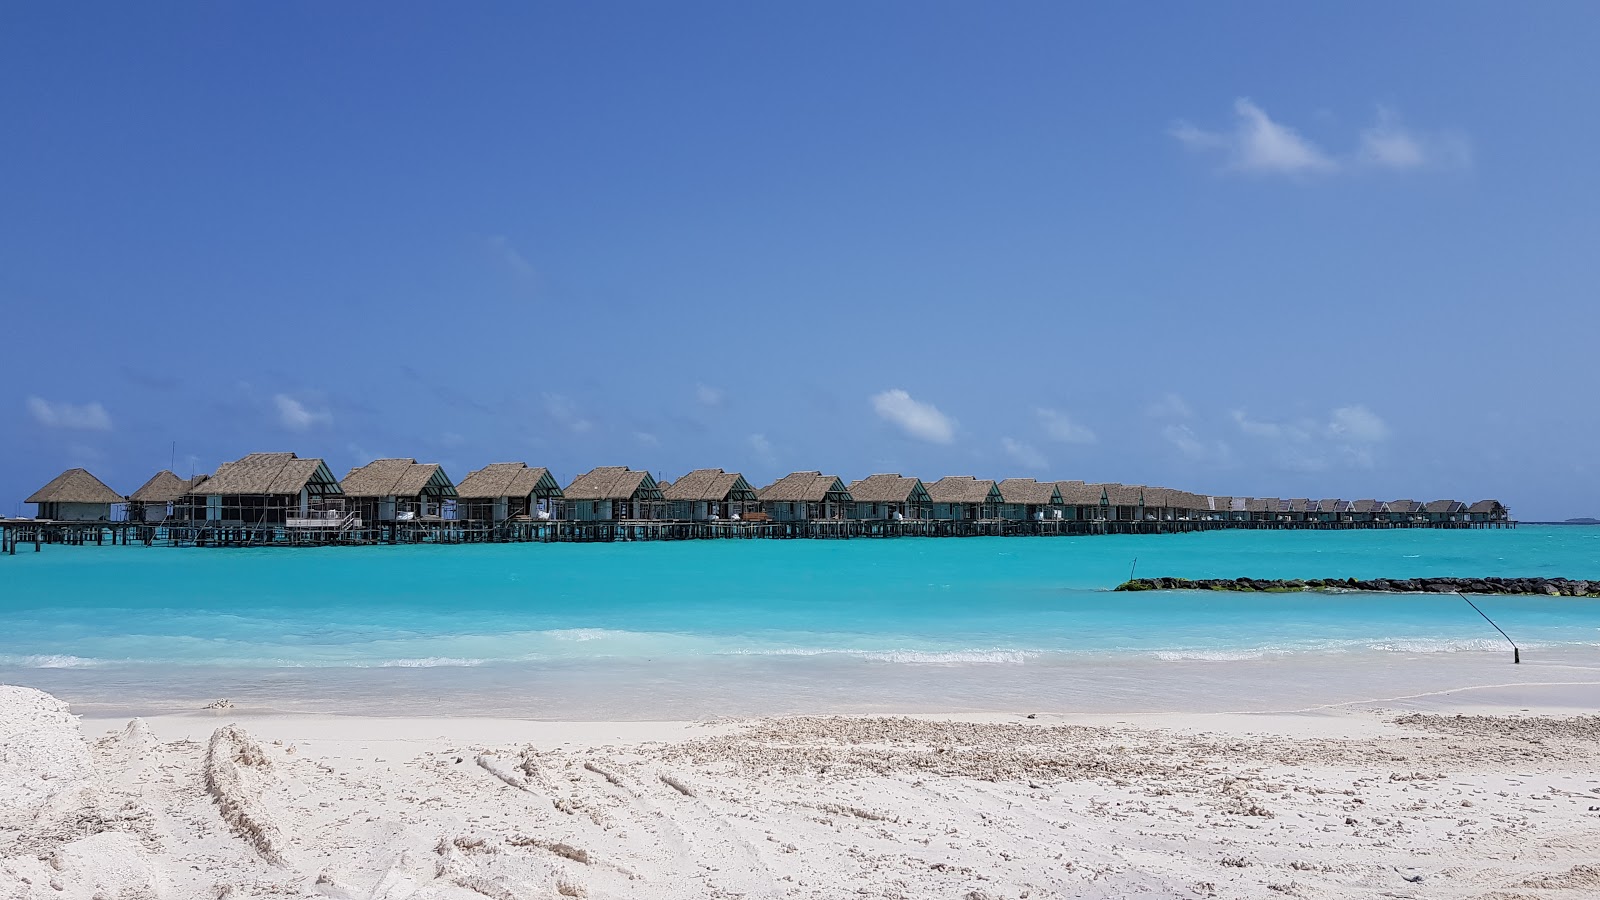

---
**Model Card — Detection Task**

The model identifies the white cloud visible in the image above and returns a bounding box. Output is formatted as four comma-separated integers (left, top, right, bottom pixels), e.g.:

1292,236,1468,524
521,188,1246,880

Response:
1172,98,1337,175
1146,392,1193,419
870,389,955,444
1036,408,1096,444
542,393,594,434
1326,404,1390,442
1357,106,1471,171
26,397,112,431
1001,437,1048,471
273,394,331,431
1230,404,1391,470
487,235,537,285
1163,424,1232,464
747,433,776,464
633,431,659,447
695,384,725,407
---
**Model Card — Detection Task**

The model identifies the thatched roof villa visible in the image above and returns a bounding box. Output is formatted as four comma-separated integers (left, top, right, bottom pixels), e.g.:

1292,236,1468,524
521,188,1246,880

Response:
925,476,1001,521
189,452,342,524
757,471,852,522
26,468,123,521
564,466,663,521
1468,499,1509,523
996,478,1063,521
1057,481,1107,520
127,470,208,523
341,458,456,522
1387,499,1425,523
455,463,563,523
660,468,759,521
1423,499,1467,523
847,474,931,521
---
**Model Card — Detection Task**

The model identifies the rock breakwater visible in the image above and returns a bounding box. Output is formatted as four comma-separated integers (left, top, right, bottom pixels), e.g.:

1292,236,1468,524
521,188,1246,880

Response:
1115,576,1600,596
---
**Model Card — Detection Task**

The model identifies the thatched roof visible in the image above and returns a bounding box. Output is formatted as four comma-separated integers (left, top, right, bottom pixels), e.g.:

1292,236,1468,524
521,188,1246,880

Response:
925,477,1000,505
341,459,456,498
1057,481,1106,505
758,472,851,503
26,468,122,505
1423,499,1466,514
1316,498,1350,513
455,463,562,500
661,469,758,502
996,478,1060,505
1388,500,1424,514
128,470,208,504
1468,499,1505,514
1102,484,1145,506
1350,499,1385,513
1142,487,1205,511
1246,497,1279,513
564,466,661,501
196,452,342,496
847,474,930,504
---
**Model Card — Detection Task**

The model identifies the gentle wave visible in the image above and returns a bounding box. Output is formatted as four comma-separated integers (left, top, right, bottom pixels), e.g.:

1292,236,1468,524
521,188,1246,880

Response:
0,654,108,668
377,657,488,668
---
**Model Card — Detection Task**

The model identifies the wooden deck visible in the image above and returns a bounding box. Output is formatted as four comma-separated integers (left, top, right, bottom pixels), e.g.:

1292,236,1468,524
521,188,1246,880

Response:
0,515,1516,553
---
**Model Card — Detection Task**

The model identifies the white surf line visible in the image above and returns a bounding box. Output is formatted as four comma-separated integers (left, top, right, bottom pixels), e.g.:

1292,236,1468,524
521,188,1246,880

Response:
1281,680,1600,715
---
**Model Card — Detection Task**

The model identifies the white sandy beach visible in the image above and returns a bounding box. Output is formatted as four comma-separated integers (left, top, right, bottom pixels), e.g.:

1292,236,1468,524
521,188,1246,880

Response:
5,684,1600,899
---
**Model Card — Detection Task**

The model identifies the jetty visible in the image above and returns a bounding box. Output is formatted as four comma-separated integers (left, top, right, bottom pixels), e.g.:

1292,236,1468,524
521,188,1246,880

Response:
3,454,1516,552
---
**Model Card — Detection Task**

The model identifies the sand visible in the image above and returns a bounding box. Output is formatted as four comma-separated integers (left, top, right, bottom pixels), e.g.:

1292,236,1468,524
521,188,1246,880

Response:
4,684,1600,899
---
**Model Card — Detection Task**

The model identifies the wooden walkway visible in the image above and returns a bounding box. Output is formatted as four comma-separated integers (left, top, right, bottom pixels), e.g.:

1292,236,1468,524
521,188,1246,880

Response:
0,516,1516,553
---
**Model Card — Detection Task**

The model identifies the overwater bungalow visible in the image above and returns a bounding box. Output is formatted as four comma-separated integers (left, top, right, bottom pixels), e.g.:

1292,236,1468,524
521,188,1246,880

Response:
127,470,208,523
1140,488,1202,522
996,478,1063,521
1387,500,1426,525
846,474,931,521
26,468,123,521
1468,499,1509,524
1315,498,1352,524
1423,499,1467,524
564,466,664,521
1057,481,1107,521
454,463,564,523
926,477,1002,521
340,459,457,524
1103,484,1146,521
188,452,343,525
660,468,759,521
1348,499,1386,524
1247,497,1282,524
756,471,852,522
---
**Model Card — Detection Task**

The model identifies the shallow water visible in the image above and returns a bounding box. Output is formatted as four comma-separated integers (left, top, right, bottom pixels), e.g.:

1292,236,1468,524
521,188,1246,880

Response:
3,527,1598,716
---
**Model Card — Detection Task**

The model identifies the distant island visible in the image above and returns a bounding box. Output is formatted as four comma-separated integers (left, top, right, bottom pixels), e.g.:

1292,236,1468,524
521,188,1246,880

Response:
1565,517,1600,525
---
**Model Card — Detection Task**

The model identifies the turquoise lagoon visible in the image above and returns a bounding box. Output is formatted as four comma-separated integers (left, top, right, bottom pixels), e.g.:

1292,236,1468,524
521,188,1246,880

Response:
3,527,1598,717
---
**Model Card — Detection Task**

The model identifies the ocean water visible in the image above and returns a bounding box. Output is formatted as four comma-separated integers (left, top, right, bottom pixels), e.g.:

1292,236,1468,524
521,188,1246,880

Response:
3,527,1598,717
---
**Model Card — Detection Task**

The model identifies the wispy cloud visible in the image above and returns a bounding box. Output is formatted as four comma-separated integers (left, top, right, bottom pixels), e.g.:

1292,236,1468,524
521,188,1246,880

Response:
633,431,659,447
1146,392,1193,420
695,384,725,407
542,393,594,434
1173,99,1468,176
1163,424,1232,464
487,235,537,286
1036,408,1096,444
870,389,955,444
747,432,776,464
1172,98,1336,175
1231,404,1390,470
1357,106,1471,171
274,394,332,431
26,397,112,431
1001,437,1048,471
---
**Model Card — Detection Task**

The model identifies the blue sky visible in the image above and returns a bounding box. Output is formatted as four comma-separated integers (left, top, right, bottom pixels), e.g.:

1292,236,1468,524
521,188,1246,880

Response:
4,3,1597,519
